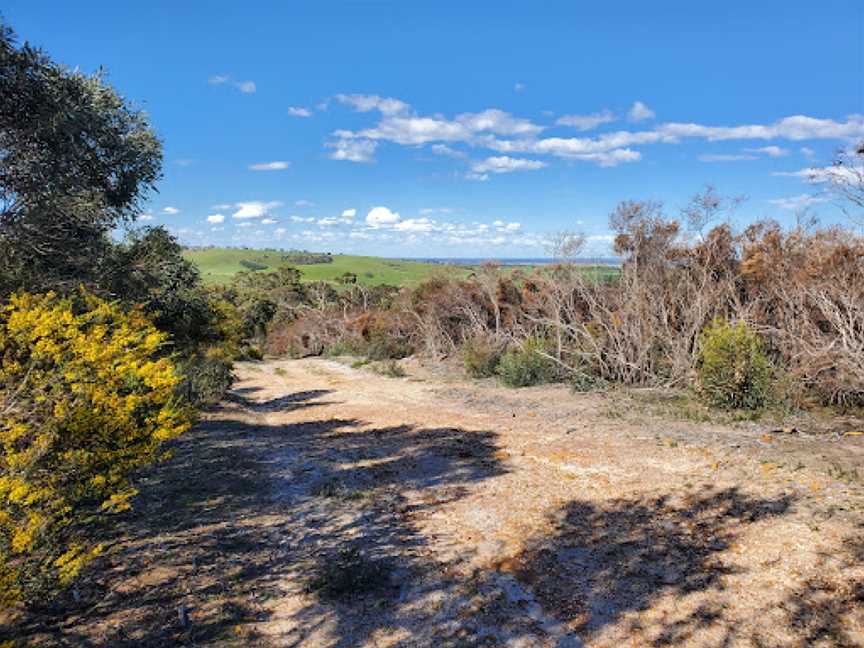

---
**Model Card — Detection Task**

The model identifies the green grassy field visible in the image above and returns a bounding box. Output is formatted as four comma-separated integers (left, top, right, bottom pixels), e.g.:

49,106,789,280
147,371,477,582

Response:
183,248,620,286
183,248,472,286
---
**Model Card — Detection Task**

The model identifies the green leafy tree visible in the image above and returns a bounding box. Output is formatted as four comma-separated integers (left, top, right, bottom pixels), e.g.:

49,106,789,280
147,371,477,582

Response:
0,21,162,295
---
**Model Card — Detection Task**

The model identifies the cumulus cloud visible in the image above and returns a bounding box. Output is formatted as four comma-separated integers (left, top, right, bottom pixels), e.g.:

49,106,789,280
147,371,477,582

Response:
471,156,546,174
327,94,864,172
162,206,179,215
556,109,616,131
336,93,410,116
232,201,283,219
290,215,316,223
766,193,828,211
366,206,401,227
327,138,377,162
430,144,467,158
249,161,290,171
393,218,435,232
206,213,225,224
341,208,356,219
288,106,312,117
209,75,255,94
746,145,790,157
801,146,816,158
627,101,655,122
138,213,154,221
261,218,277,225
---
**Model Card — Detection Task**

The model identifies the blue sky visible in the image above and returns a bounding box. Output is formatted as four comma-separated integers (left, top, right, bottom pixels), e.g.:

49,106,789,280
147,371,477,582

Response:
5,1,864,257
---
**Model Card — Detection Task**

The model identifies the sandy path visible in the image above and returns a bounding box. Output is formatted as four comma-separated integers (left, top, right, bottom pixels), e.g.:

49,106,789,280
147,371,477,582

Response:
239,358,863,647
14,357,864,647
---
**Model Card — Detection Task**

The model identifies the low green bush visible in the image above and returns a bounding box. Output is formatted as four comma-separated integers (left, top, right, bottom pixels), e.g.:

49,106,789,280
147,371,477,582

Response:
462,335,503,378
325,340,360,357
697,319,773,410
372,360,406,378
497,337,559,387
175,348,235,406
365,331,411,361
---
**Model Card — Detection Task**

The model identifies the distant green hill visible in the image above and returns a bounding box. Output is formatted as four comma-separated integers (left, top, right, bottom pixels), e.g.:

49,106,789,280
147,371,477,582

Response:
183,248,471,286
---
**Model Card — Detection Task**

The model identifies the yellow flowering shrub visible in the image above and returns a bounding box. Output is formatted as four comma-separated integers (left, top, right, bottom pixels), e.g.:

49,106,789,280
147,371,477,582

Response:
0,291,191,605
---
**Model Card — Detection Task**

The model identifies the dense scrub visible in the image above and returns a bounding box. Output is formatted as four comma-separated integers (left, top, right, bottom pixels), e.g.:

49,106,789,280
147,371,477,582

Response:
0,21,240,607
251,187,864,411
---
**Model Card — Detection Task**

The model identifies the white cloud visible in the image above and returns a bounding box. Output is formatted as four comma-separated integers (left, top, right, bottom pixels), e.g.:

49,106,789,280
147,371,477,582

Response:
329,95,864,171
746,145,789,157
556,109,616,131
772,165,863,182
237,222,254,228
471,156,547,174
317,217,339,226
514,82,526,93
466,172,489,182
455,109,543,137
232,201,283,219
261,218,277,225
249,161,290,171
206,213,225,224
275,227,287,237
290,215,315,223
366,206,401,227
336,93,410,116
430,144,467,158
766,193,828,211
138,213,154,221
698,153,757,162
295,200,315,208
209,75,256,94
212,203,232,210
341,208,356,219
327,138,377,162
801,146,816,158
288,106,312,117
628,101,656,122
393,218,435,232
162,206,180,215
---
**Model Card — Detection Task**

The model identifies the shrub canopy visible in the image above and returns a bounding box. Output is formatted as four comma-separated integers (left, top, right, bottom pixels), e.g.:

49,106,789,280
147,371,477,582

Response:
0,291,191,604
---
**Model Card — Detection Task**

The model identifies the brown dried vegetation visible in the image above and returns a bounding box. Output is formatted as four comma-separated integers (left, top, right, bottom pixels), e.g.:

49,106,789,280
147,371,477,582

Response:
260,186,864,408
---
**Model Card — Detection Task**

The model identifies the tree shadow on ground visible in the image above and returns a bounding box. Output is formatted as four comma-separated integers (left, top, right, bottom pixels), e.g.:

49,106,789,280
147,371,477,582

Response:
506,488,794,645
10,383,863,647
9,386,509,647
753,529,864,648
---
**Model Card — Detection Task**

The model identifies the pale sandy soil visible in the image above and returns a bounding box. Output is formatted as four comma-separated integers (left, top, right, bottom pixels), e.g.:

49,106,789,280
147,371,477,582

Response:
11,357,864,647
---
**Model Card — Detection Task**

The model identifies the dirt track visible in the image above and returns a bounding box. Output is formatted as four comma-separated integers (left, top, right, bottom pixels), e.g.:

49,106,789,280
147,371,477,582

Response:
16,357,864,646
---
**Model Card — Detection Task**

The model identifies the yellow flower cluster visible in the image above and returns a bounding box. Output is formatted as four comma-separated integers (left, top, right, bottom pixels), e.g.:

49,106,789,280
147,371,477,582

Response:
0,291,191,605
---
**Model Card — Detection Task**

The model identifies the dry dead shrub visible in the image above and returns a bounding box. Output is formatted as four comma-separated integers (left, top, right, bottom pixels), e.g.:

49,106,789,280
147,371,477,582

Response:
741,222,864,405
531,195,741,387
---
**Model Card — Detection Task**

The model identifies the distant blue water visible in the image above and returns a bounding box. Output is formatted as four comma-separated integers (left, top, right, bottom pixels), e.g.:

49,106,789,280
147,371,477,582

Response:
398,257,621,266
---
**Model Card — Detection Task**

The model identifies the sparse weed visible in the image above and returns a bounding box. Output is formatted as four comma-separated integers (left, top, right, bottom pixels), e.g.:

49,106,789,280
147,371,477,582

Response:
372,360,406,378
